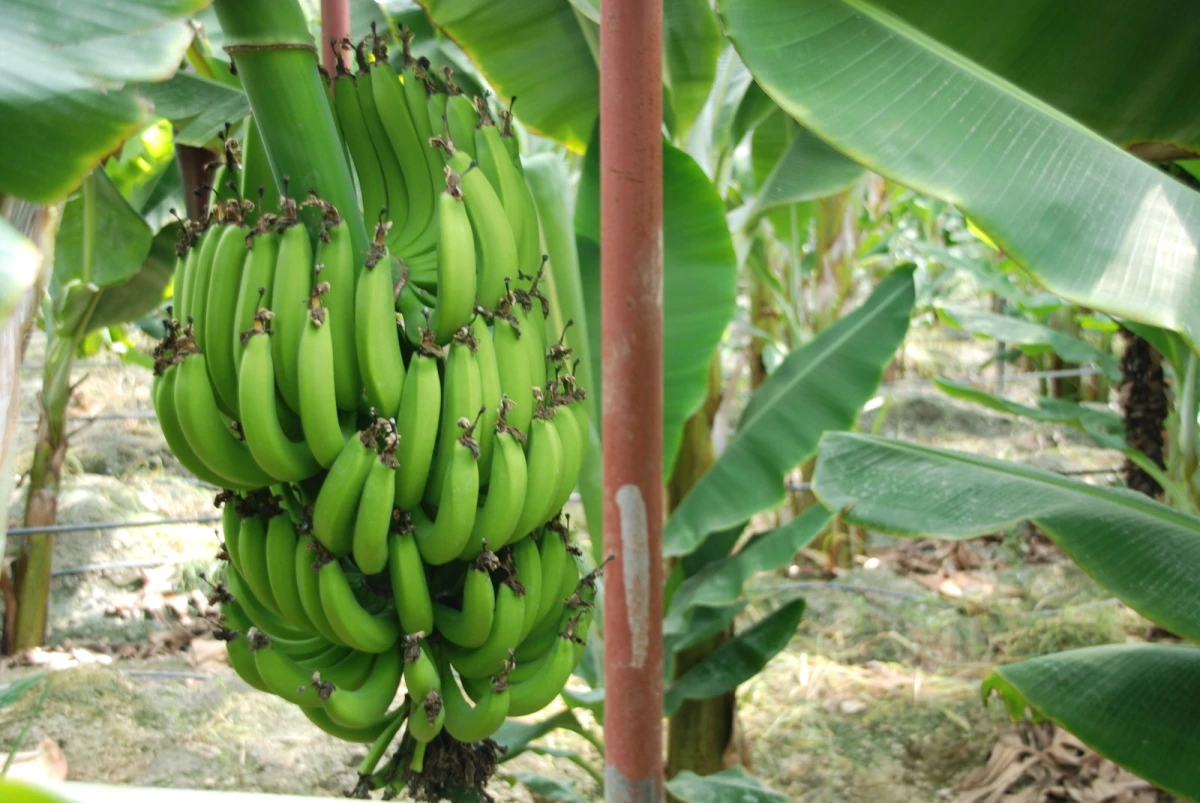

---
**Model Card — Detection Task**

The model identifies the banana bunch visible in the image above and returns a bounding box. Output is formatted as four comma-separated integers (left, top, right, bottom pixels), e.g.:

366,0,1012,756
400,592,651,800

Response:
151,27,596,793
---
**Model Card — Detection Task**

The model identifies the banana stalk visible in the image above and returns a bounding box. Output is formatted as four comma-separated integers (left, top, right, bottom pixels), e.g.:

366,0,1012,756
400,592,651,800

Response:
211,0,368,265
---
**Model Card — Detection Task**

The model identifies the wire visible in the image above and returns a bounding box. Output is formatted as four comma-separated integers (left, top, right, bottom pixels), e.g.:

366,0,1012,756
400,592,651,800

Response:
7,514,221,537
50,556,207,577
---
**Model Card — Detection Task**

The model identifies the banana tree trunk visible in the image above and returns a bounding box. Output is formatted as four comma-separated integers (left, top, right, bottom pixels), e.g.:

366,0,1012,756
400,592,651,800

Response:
666,356,736,791
0,198,59,654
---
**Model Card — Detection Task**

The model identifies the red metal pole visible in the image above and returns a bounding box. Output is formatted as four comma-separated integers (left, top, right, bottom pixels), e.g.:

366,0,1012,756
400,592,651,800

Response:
320,0,350,75
600,0,664,799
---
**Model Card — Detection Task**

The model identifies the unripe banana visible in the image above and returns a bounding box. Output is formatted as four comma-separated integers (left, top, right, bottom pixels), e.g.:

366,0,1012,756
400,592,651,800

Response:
205,218,251,417
232,221,279,371
443,92,478,161
460,400,528,557
220,492,243,572
492,309,534,436
269,216,313,413
388,527,434,637
407,691,445,745
186,220,224,360
264,511,316,632
425,329,482,504
323,645,403,729
312,429,376,556
355,224,404,418
393,328,441,510
224,629,270,693
448,578,526,679
439,657,511,743
226,562,314,641
313,209,362,411
433,551,498,649
413,418,480,566
473,112,524,241
153,361,246,490
333,68,389,234
352,62,410,232
318,558,401,653
534,524,568,628
303,705,400,744
352,447,397,575
512,296,547,401
371,60,435,254
510,399,564,538
297,290,350,468
549,396,584,514
173,227,203,325
506,633,577,717
511,535,542,641
402,638,445,744
237,512,282,617
250,636,326,707
471,315,502,481
430,175,476,344
173,350,273,490
295,533,348,645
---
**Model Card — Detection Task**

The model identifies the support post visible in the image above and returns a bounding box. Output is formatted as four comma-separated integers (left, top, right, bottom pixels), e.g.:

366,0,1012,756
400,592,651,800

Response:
320,0,350,75
600,0,664,800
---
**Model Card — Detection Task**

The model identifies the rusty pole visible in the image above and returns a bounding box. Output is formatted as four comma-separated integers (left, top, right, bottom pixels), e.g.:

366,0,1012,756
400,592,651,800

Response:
320,0,350,75
600,0,664,799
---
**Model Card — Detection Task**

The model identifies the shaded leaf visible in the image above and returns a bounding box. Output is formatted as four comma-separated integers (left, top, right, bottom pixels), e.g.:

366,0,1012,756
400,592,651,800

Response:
984,644,1200,802
812,433,1200,642
670,601,746,655
0,0,208,202
510,773,586,803
938,305,1120,380
665,598,806,716
664,0,723,138
80,223,178,334
664,268,913,557
417,0,598,151
577,133,738,480
137,72,250,148
722,0,1200,347
751,126,864,219
665,506,831,636
492,709,585,761
667,767,788,803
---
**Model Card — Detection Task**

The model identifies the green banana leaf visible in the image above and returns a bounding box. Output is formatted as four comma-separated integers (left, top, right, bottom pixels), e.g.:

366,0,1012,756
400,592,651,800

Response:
664,0,723,139
937,305,1121,381
0,217,42,328
416,0,598,151
136,73,250,148
666,768,787,803
750,122,865,221
812,433,1200,643
492,709,588,762
665,505,831,637
664,267,914,558
664,597,806,716
576,133,739,483
0,0,209,203
934,378,1124,448
721,0,1200,347
984,644,1200,801
509,773,586,803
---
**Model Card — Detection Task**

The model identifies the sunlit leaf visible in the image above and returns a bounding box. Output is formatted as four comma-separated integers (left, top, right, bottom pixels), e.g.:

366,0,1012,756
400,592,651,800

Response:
137,72,250,148
0,217,42,328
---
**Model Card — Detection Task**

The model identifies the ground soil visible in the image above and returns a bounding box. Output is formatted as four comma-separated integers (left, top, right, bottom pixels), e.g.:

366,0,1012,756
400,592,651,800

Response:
0,334,1170,801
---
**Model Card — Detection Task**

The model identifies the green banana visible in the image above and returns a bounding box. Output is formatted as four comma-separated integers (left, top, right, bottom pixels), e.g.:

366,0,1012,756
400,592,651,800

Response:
333,68,389,234
413,418,480,566
425,329,482,504
312,429,376,555
315,647,375,691
318,559,401,653
388,529,434,637
396,282,430,347
443,91,478,161
295,533,348,645
534,525,567,628
510,401,564,538
173,351,273,490
512,162,545,287
473,111,524,240
238,320,321,482
439,658,510,743
471,315,502,481
401,63,444,215
549,396,584,515
507,631,579,717
269,215,313,413
402,638,444,744
224,630,270,693
498,104,521,163
448,577,526,679
237,513,282,617
226,563,315,641
492,307,534,436
265,511,315,632
438,147,518,312
460,400,528,557
173,226,203,325
205,218,251,416
220,493,243,571
513,296,547,402
297,289,349,468
353,62,409,233
251,637,326,707
430,175,476,344
153,361,247,490
354,225,404,418
392,328,441,510
371,60,435,254
186,220,224,358
313,207,362,411
352,448,397,575
433,551,497,649
303,705,399,743
324,645,403,728
511,535,542,641
232,220,280,371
